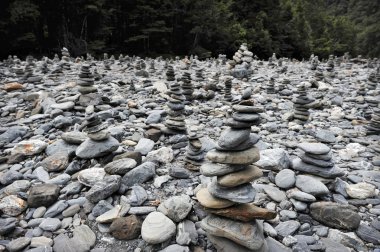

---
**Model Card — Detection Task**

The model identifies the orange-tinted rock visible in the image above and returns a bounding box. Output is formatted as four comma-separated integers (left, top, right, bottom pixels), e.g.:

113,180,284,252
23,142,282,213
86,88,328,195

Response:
3,82,24,92
196,188,235,209
204,203,277,222
217,165,263,187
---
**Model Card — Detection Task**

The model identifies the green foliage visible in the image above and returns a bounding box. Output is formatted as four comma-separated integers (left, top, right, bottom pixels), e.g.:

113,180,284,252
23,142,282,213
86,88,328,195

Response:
0,0,378,59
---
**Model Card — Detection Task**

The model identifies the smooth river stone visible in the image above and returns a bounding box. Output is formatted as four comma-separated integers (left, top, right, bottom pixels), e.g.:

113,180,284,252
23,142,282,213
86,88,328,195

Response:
216,134,260,151
232,112,260,122
295,175,329,196
200,163,246,177
204,203,276,222
196,188,235,209
224,118,254,128
208,179,255,203
306,151,332,161
206,147,260,165
201,215,265,250
217,128,251,149
297,142,331,155
141,212,176,244
232,104,264,113
217,165,263,187
300,153,334,167
291,158,344,178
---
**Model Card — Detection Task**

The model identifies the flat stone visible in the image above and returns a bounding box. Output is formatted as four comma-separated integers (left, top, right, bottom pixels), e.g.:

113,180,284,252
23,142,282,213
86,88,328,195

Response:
206,147,260,165
61,131,87,144
310,202,360,230
217,165,263,187
205,203,276,222
300,153,334,167
126,185,147,206
207,234,265,252
217,128,251,149
196,188,235,209
0,217,17,235
0,195,27,216
201,214,265,250
109,215,142,240
200,162,246,177
291,158,344,178
6,237,31,252
85,175,121,203
39,218,61,231
30,236,53,248
275,220,300,237
44,200,68,218
262,185,287,202
96,205,121,223
275,169,296,189
266,236,292,252
72,225,96,251
355,223,380,245
157,195,192,222
77,168,106,187
51,101,75,110
296,175,329,196
287,189,316,202
298,142,331,155
40,151,69,172
158,245,190,252
104,158,137,175
345,182,377,199
141,212,176,244
255,148,290,171
12,140,47,156
134,138,155,155
122,161,156,187
208,179,255,203
75,137,119,159
28,184,60,207
176,219,197,245
315,130,336,143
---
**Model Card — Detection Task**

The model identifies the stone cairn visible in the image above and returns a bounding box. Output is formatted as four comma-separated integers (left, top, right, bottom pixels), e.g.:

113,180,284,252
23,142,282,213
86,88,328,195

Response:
292,142,344,179
77,64,97,95
314,68,324,81
367,71,378,90
181,71,194,101
53,54,60,63
185,129,205,169
166,65,175,82
229,43,253,79
267,77,275,94
293,84,313,124
357,82,366,96
83,114,110,141
366,108,380,135
224,77,232,102
61,47,71,70
196,97,276,251
310,56,319,70
40,60,49,74
163,77,187,135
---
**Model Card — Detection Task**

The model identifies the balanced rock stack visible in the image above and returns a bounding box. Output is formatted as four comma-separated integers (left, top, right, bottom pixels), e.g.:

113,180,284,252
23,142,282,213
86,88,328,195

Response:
310,56,319,70
224,77,232,102
367,71,378,90
77,64,97,95
314,68,324,81
266,77,275,94
61,47,71,70
357,83,366,96
366,108,380,135
293,84,314,124
40,60,49,74
196,98,276,252
162,80,187,135
181,71,194,101
185,129,205,168
76,114,119,159
326,55,334,72
291,142,344,179
229,43,253,79
166,65,175,82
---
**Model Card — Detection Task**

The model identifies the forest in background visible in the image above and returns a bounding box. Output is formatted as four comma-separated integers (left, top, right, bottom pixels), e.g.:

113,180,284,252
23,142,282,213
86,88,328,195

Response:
0,0,379,60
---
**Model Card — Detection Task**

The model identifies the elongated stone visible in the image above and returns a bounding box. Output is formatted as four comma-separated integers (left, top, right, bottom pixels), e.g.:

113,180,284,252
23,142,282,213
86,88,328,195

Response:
217,165,263,187
196,188,235,209
206,147,260,165
208,179,255,204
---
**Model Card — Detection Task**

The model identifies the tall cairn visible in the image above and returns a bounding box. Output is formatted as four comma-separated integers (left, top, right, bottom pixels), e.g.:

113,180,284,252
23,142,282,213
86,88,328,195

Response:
266,77,275,94
163,76,187,135
366,108,380,135
293,84,313,124
196,97,276,252
61,47,71,70
224,77,233,102
185,129,205,169
77,64,97,95
367,71,378,90
181,71,194,102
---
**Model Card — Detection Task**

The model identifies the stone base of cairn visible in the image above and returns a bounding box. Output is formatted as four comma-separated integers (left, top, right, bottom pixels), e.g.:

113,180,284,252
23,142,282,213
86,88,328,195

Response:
181,72,193,101
78,64,97,95
292,84,314,124
366,108,380,135
185,130,205,169
224,77,232,102
196,98,276,252
291,142,344,179
162,80,187,135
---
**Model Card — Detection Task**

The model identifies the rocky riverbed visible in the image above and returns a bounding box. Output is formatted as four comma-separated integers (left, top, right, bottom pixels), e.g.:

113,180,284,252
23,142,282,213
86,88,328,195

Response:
0,52,379,252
